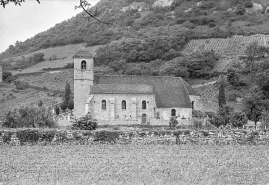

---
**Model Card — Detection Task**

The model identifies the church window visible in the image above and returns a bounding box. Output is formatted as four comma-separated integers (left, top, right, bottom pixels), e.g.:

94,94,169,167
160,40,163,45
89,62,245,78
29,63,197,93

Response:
171,109,176,117
81,60,86,69
142,100,146,109
192,101,194,109
102,100,106,110
122,100,126,109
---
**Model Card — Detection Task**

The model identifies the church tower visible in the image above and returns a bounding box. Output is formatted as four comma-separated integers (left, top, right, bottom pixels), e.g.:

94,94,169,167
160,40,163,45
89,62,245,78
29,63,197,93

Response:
73,49,94,117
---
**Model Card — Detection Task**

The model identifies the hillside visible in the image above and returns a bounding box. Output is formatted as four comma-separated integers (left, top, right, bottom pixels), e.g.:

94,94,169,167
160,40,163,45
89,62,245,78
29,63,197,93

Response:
2,0,269,60
2,0,269,116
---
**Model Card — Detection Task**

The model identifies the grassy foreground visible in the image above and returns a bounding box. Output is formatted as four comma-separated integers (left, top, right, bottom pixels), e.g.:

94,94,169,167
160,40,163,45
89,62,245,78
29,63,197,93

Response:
1,144,269,185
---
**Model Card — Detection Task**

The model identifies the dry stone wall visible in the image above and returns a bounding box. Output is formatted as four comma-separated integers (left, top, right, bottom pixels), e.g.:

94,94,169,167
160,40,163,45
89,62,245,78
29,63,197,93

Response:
0,129,269,146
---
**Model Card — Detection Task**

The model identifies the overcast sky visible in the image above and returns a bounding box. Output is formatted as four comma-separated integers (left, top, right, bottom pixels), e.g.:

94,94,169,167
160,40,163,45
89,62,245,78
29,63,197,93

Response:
0,0,100,53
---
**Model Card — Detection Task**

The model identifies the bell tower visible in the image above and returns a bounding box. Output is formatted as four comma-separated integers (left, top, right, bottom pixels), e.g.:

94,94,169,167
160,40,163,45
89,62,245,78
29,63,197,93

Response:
73,49,94,117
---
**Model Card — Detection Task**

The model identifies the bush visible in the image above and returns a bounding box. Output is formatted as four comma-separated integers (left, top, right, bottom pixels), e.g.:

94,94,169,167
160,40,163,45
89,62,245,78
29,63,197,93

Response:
71,113,98,130
227,91,242,102
230,112,248,128
2,71,12,81
60,102,67,111
55,107,60,115
15,81,29,90
2,106,56,128
193,119,203,128
169,117,178,127
95,130,121,143
244,1,253,8
209,22,216,28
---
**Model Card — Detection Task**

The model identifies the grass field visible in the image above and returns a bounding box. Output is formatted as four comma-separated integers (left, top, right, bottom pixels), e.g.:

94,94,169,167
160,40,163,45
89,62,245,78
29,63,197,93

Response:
1,144,269,185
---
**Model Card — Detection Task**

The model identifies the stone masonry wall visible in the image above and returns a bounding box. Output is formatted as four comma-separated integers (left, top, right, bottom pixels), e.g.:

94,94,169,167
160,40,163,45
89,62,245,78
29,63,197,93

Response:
1,129,269,146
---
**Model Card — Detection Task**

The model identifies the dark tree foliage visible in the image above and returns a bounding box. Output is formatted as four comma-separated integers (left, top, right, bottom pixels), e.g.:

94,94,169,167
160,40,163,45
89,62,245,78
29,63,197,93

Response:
55,106,60,115
3,106,55,128
218,77,226,108
0,0,40,8
61,81,73,110
2,71,11,81
37,100,43,107
71,113,97,130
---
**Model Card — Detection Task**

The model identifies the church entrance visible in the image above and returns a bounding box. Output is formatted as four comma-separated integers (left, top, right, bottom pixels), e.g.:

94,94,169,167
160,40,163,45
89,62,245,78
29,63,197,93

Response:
142,114,147,124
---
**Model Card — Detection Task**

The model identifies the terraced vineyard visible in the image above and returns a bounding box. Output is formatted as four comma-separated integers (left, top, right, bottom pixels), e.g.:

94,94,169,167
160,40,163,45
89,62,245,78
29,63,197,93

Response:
183,34,269,56
0,89,62,119
17,69,74,92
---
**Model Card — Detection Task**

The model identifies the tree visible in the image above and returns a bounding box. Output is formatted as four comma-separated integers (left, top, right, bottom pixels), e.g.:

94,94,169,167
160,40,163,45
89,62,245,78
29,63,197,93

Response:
64,81,71,105
243,87,266,125
61,81,72,111
244,42,268,72
230,111,248,128
3,106,55,128
1,0,108,24
218,76,226,108
37,100,43,107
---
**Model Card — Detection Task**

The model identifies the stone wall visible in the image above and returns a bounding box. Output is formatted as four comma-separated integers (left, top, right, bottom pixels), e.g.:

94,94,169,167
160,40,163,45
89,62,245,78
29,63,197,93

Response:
91,94,156,123
189,95,203,110
1,129,269,146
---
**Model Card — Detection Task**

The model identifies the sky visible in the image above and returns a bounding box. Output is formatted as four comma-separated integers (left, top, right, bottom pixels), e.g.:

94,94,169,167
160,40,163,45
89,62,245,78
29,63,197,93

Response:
0,0,100,53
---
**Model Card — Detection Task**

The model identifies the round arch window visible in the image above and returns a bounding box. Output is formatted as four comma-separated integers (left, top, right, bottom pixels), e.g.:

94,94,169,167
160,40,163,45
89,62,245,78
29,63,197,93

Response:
81,60,86,69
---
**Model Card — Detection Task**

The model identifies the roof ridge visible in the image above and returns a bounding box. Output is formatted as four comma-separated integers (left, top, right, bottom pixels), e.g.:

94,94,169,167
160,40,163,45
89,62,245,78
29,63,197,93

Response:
96,74,183,79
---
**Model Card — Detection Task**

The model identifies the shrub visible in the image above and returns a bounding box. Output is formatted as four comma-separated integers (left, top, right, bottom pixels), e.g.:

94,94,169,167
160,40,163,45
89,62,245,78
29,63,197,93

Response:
71,113,98,130
95,130,121,143
2,71,12,81
60,102,67,111
227,91,242,102
2,106,56,128
230,111,248,128
209,22,216,27
244,1,253,8
15,81,29,90
169,117,178,127
37,100,43,107
193,119,203,129
55,106,60,115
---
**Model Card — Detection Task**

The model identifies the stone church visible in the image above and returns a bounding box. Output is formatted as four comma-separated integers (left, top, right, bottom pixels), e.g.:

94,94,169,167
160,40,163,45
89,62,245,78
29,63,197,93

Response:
73,49,203,125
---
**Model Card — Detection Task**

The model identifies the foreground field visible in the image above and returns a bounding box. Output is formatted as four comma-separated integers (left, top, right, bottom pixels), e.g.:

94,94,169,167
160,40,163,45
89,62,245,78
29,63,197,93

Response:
1,144,269,185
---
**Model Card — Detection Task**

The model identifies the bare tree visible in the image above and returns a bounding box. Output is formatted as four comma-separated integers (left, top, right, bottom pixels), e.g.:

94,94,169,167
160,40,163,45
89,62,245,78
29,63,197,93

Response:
1,0,108,24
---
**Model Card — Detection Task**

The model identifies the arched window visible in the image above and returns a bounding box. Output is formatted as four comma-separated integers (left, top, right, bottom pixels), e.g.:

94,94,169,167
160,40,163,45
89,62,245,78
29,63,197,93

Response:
81,60,86,69
102,100,106,110
142,100,146,109
171,109,176,117
192,101,194,109
122,100,126,109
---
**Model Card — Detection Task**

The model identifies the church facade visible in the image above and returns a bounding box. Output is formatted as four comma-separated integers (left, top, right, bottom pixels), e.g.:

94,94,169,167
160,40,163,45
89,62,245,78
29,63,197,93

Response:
73,50,203,125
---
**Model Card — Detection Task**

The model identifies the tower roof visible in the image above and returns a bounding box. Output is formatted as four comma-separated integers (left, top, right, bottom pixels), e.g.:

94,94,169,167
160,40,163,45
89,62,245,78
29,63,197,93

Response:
73,49,93,59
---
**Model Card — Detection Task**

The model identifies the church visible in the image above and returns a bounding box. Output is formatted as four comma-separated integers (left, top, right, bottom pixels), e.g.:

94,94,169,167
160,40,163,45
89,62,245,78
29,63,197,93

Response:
73,49,203,125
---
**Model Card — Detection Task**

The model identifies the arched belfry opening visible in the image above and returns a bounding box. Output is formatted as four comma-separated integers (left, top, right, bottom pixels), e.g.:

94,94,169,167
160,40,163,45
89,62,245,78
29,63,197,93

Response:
81,60,86,69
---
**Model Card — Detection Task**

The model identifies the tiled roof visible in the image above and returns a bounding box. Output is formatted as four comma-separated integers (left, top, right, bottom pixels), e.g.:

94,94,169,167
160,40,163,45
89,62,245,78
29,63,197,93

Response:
182,79,200,96
94,75,199,108
91,84,153,94
73,49,93,58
